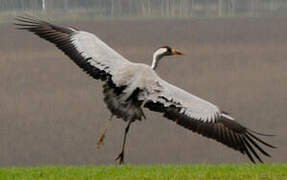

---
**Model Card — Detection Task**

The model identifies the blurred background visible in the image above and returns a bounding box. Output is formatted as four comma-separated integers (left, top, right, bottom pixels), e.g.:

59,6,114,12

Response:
0,0,286,166
1,0,287,21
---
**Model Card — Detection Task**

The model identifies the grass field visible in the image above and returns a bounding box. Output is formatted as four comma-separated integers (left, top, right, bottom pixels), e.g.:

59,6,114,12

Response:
0,164,286,180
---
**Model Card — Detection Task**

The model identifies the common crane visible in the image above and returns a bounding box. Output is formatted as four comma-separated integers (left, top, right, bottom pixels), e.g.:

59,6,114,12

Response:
16,16,275,164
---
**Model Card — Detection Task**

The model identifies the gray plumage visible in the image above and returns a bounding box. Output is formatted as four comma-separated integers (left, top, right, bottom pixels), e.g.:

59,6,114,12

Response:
15,16,275,164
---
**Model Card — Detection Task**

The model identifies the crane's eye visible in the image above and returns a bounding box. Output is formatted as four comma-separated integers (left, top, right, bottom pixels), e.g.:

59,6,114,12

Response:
166,47,172,54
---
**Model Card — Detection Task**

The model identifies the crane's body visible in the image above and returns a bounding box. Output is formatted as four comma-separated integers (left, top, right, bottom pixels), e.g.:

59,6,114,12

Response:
16,16,275,164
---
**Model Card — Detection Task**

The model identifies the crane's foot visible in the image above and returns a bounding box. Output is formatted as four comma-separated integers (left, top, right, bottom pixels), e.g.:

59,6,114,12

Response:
97,115,113,148
96,133,105,148
115,151,125,165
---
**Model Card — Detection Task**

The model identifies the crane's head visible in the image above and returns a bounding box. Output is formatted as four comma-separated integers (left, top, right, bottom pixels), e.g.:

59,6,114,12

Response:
156,46,184,56
151,46,184,70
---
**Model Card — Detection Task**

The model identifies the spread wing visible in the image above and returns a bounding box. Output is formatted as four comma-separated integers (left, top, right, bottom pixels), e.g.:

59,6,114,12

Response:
15,16,131,82
143,78,275,163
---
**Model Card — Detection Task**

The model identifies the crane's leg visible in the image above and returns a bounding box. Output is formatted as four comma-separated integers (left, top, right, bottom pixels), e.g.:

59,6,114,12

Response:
97,114,113,148
115,120,133,165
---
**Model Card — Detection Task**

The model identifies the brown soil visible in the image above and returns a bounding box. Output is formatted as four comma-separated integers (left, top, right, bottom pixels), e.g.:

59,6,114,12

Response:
0,17,286,166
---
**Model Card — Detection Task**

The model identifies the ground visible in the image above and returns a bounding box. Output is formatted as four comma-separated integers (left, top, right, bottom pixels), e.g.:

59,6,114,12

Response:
1,164,287,179
0,17,286,166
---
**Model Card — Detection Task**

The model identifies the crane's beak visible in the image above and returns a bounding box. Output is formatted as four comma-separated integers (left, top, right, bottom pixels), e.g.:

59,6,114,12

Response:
172,49,184,56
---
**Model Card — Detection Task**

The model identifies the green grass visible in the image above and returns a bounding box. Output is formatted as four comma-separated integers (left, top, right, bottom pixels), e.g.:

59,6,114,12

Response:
0,164,286,180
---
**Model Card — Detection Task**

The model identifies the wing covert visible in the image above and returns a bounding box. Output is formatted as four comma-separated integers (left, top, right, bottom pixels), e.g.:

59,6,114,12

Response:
144,79,221,123
15,16,131,81
142,78,275,163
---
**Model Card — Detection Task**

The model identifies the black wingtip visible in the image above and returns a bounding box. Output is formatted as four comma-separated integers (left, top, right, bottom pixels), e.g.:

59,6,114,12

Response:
243,138,264,163
15,15,43,22
15,16,39,29
241,129,276,163
248,129,276,137
14,15,49,29
247,131,277,149
244,133,271,157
